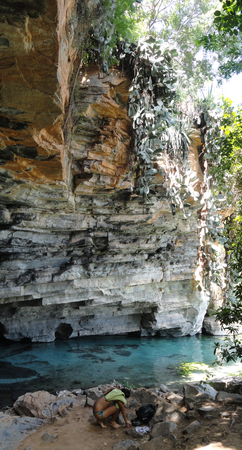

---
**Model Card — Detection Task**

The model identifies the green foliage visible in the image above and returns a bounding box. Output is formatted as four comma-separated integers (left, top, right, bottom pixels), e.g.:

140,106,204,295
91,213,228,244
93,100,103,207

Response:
139,0,220,98
124,37,200,212
127,36,177,196
200,0,242,78
199,99,242,363
75,0,144,69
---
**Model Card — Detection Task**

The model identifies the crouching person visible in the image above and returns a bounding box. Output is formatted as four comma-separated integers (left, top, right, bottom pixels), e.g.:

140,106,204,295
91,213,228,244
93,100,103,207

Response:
93,387,131,429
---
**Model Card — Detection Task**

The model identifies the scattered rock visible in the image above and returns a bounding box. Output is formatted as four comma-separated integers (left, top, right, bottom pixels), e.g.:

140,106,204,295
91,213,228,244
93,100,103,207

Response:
84,387,103,400
58,407,68,417
186,410,197,419
41,432,57,442
198,405,217,416
131,388,158,406
165,392,184,408
209,377,242,394
183,420,201,434
117,414,125,425
216,391,242,403
72,389,84,396
13,391,56,418
149,396,178,426
129,399,141,409
183,382,217,406
151,420,177,441
57,390,74,397
0,414,45,450
86,397,95,407
159,384,170,393
167,409,186,423
76,394,86,406
113,440,137,450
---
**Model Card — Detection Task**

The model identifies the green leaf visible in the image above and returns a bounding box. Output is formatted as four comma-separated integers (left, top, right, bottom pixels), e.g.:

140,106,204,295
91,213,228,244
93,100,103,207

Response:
145,37,156,44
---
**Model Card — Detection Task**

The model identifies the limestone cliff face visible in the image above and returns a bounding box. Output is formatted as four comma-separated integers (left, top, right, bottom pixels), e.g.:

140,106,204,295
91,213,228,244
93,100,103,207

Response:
0,0,207,342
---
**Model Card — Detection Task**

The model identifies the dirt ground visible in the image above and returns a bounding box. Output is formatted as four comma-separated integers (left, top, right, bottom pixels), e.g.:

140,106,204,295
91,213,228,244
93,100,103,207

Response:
17,400,242,450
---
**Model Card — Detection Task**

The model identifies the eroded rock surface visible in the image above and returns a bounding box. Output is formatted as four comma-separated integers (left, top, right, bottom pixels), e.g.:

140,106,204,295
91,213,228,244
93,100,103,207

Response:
0,0,208,343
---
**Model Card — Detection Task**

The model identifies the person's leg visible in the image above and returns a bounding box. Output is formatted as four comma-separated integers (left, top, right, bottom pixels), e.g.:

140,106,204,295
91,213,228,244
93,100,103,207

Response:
102,404,120,428
109,408,121,428
94,410,106,428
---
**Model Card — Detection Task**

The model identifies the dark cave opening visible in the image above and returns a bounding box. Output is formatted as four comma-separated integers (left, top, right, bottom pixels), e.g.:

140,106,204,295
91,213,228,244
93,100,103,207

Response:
0,322,6,342
55,323,73,340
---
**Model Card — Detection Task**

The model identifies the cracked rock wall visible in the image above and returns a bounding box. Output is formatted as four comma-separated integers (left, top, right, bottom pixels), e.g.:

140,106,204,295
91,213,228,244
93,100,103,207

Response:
0,0,207,342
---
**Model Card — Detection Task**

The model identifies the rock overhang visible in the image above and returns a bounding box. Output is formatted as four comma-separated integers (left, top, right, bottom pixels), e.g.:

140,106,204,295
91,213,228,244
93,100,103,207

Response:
0,0,207,343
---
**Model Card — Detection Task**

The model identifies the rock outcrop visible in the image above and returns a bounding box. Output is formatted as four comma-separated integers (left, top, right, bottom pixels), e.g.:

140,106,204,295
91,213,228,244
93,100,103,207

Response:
0,0,208,342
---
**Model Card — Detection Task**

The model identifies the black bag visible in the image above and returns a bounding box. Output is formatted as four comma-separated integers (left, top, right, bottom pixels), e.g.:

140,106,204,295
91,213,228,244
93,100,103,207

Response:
131,403,157,426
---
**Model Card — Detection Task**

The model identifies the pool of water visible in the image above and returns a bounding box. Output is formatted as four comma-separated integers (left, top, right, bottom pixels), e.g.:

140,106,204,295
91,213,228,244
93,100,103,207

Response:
1,334,242,407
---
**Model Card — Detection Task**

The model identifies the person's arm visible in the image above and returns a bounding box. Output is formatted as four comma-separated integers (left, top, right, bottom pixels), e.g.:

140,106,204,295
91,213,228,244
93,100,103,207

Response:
117,401,131,427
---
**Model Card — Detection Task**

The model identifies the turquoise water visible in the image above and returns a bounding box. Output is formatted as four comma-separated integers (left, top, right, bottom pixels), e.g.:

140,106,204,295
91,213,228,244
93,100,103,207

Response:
0,335,242,406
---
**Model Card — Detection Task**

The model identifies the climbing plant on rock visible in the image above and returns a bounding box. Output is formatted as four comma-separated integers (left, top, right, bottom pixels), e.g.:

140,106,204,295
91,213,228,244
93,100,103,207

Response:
127,36,178,196
122,37,200,216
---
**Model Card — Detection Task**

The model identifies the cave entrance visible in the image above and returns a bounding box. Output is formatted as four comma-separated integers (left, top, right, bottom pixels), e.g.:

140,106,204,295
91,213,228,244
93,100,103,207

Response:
55,323,73,340
0,322,6,342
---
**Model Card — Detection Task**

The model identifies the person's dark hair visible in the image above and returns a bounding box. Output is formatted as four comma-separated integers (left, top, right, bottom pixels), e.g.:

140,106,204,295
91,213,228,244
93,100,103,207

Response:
121,388,130,398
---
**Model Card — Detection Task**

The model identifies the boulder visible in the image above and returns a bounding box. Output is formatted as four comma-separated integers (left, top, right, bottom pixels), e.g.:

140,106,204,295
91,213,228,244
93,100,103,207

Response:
183,382,217,406
0,413,45,450
13,391,56,418
42,397,85,418
165,392,184,408
149,397,180,426
84,387,103,400
151,420,177,441
216,391,242,403
183,420,201,434
209,376,242,394
130,388,158,406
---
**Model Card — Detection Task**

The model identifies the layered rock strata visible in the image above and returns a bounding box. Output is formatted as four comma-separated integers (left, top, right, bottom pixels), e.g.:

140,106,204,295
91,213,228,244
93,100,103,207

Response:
0,0,207,342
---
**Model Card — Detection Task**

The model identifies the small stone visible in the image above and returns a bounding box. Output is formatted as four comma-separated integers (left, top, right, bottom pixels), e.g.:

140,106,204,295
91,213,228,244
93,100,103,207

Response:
183,420,201,434
72,389,84,395
58,407,68,417
129,399,141,409
220,412,230,417
168,410,186,423
165,392,184,408
41,432,57,443
198,405,217,416
186,411,196,419
86,397,95,407
76,394,86,406
160,384,170,393
117,414,125,425
113,440,137,450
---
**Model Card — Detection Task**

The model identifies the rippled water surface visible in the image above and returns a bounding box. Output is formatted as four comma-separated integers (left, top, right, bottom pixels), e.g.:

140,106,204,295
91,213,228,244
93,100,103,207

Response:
1,335,242,406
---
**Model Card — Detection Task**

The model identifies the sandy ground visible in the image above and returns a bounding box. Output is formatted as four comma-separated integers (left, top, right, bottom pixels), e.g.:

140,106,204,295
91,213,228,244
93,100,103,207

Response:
17,404,143,450
17,401,242,450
